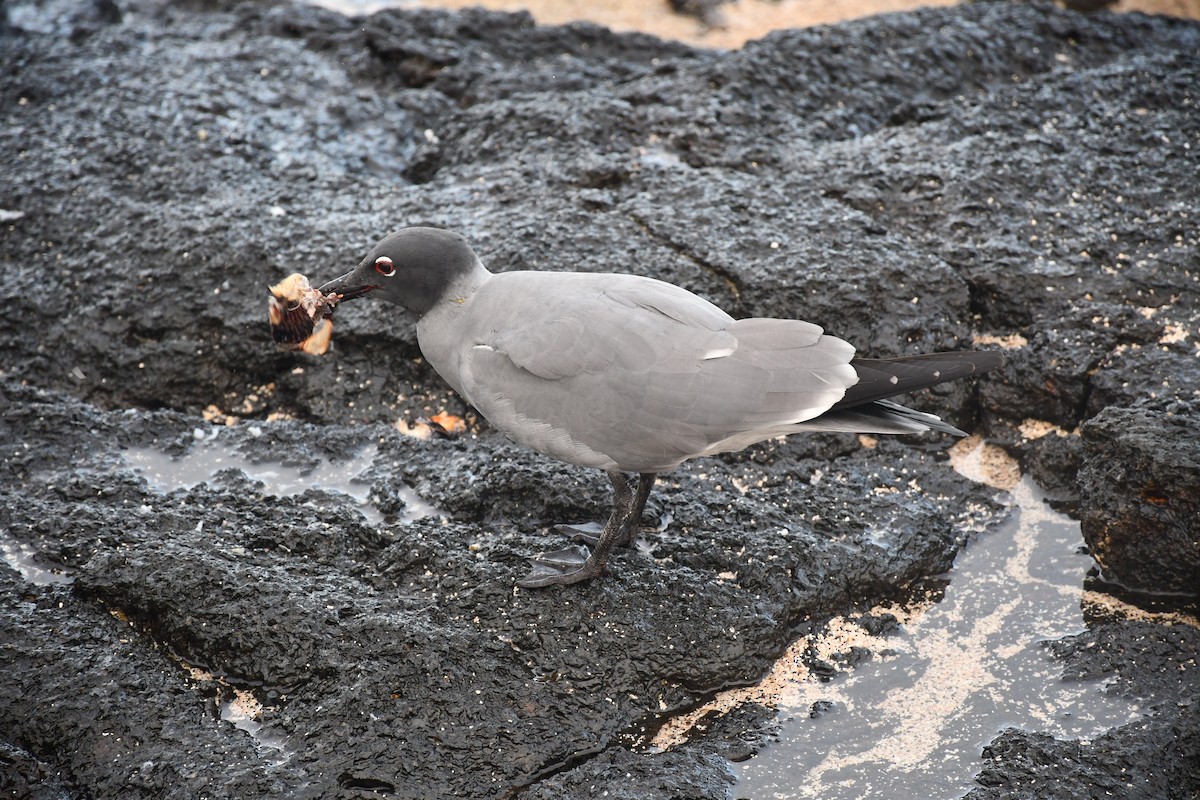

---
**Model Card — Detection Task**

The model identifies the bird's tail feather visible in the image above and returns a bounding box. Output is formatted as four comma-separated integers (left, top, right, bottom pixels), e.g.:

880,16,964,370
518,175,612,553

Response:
794,398,968,436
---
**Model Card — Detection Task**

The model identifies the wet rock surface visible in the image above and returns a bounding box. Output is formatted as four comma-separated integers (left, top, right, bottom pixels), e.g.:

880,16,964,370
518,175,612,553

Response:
969,619,1200,800
1,0,1198,797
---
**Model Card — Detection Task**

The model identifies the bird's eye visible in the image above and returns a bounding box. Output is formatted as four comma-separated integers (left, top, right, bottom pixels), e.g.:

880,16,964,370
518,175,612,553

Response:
375,256,396,277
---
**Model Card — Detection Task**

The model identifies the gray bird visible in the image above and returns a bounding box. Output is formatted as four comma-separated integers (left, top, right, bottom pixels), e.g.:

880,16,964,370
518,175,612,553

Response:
320,227,1002,588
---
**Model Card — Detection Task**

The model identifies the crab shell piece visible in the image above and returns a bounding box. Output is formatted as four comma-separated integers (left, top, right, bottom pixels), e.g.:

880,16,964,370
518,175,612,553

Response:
268,273,338,355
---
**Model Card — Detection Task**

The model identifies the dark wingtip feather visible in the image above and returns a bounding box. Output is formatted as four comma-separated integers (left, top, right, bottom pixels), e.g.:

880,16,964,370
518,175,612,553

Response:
964,350,1005,374
836,350,1004,411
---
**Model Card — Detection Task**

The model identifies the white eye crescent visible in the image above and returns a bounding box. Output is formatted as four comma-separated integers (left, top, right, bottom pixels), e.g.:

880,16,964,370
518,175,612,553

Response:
375,256,395,277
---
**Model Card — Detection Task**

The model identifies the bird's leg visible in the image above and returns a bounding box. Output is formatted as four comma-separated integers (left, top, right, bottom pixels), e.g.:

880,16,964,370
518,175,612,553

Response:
517,471,656,588
561,472,657,548
618,472,656,547
551,471,632,544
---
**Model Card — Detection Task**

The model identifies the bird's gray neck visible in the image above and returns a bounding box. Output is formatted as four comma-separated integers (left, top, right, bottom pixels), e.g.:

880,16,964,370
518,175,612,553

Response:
414,258,491,395
427,257,491,314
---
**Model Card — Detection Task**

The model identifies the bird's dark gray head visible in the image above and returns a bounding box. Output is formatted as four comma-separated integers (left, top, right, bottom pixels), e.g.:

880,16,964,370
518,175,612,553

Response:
320,227,480,317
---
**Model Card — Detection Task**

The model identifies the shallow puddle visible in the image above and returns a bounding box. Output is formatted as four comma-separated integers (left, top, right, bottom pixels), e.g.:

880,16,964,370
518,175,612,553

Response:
123,433,438,525
722,476,1143,799
0,532,75,586
218,691,292,764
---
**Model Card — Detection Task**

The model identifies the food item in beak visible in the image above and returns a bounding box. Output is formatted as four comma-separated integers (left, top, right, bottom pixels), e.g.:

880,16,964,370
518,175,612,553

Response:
268,273,339,355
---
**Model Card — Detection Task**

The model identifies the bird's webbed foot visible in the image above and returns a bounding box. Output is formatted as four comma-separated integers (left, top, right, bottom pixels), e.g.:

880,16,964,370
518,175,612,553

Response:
517,545,606,588
550,522,609,548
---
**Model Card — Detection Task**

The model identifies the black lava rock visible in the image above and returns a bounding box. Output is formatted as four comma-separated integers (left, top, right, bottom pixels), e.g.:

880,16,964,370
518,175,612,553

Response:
1,0,1198,797
1079,403,1200,596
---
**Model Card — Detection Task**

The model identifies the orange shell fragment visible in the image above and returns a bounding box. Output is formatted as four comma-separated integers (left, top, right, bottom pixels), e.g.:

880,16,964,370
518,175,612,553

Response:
429,412,467,434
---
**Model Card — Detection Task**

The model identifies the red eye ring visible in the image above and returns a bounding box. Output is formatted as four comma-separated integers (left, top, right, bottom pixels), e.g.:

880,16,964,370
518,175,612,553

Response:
375,256,395,276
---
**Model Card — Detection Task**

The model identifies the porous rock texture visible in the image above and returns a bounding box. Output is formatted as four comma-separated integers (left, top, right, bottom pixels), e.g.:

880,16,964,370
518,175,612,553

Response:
1,0,1198,797
1079,402,1200,595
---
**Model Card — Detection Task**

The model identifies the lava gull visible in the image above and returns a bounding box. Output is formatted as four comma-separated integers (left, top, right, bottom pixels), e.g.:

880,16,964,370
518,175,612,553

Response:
315,227,1003,588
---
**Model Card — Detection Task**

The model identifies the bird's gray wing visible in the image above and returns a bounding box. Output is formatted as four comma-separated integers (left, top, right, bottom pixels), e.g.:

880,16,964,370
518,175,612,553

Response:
458,272,858,472
455,273,731,469
486,273,737,379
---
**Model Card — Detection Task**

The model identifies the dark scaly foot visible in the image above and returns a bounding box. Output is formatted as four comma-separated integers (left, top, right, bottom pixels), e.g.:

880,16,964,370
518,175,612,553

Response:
517,545,605,588
518,472,656,588
550,522,604,546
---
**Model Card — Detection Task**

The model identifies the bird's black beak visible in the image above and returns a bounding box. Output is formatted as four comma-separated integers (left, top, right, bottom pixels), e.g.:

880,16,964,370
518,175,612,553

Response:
319,269,378,302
